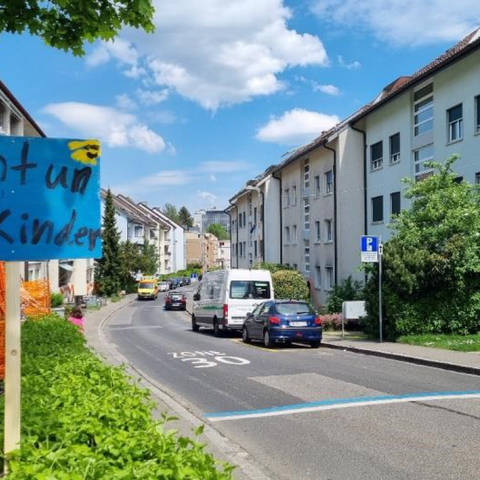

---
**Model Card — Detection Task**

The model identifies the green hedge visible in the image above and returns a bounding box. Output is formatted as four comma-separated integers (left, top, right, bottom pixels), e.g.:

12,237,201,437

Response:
2,316,233,479
272,270,309,301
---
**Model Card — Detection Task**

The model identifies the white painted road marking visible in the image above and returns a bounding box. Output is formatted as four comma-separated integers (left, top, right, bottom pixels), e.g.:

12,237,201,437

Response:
205,390,480,422
168,351,251,369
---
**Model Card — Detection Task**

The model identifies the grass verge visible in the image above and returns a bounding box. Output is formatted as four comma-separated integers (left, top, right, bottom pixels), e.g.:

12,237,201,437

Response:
397,333,480,352
1,315,233,479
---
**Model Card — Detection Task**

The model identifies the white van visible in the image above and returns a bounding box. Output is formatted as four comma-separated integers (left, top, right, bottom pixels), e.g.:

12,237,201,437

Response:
192,269,274,336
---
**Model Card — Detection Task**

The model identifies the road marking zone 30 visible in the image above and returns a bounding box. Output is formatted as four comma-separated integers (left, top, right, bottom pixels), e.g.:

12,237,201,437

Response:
168,351,251,368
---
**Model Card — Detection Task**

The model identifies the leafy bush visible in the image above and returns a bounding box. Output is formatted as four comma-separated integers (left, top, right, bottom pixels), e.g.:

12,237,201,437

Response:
325,276,363,314
272,270,309,301
363,157,480,339
255,262,293,274
2,315,233,478
319,313,343,331
50,292,64,308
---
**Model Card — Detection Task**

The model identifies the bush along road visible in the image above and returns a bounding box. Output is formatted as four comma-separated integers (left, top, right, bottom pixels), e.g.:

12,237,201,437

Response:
1,315,233,479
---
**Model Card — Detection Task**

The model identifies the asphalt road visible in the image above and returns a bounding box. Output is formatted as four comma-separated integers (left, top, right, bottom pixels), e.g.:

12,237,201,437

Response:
107,289,480,480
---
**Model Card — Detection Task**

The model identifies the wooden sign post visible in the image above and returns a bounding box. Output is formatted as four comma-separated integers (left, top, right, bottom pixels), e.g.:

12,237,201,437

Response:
4,262,21,464
0,136,102,471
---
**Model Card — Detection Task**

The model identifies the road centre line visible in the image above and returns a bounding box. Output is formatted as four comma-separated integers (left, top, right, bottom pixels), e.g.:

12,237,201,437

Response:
205,390,480,422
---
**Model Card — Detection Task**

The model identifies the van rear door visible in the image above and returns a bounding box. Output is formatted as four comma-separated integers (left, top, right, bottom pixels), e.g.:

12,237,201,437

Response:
227,280,272,326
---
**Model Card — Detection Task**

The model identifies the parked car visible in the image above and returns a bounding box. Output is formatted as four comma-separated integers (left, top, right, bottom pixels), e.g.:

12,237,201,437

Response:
242,300,322,348
192,269,274,336
165,292,187,311
168,278,179,290
158,281,170,292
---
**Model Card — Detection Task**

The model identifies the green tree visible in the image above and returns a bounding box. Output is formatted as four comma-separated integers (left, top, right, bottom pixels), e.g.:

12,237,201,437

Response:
272,270,309,301
138,239,159,276
95,189,122,296
255,262,293,274
363,156,480,338
206,223,229,240
0,0,155,56
178,206,194,228
326,276,363,313
119,240,141,293
163,203,180,224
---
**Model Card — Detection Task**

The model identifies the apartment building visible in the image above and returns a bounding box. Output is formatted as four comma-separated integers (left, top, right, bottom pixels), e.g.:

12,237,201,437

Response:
227,166,281,268
217,240,231,269
186,232,219,270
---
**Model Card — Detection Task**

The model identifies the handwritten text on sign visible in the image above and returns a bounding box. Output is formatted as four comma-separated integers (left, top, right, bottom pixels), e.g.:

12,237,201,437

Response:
0,137,102,261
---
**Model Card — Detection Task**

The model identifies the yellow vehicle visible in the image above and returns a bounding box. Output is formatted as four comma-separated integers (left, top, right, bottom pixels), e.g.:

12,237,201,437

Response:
137,277,158,300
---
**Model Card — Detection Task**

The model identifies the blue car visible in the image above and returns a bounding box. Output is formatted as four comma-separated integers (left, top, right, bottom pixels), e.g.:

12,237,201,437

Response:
242,300,322,348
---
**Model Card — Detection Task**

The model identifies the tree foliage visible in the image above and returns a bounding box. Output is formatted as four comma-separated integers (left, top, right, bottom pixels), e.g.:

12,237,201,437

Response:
178,206,194,229
255,262,294,274
326,276,363,314
139,239,159,276
206,223,229,240
95,189,122,296
272,270,309,301
363,156,480,338
163,203,180,224
0,0,155,56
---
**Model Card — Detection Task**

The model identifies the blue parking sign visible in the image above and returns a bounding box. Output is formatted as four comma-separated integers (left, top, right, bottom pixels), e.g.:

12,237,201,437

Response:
361,236,379,262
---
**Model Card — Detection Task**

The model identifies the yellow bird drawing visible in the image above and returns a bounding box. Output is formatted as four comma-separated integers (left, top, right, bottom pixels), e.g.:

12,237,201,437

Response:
68,139,101,166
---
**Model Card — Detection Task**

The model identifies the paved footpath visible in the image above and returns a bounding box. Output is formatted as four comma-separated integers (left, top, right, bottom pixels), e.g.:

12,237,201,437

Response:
91,291,480,480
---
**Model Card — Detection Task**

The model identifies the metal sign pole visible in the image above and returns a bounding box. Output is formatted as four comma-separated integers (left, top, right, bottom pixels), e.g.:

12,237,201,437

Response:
378,242,383,343
4,262,21,470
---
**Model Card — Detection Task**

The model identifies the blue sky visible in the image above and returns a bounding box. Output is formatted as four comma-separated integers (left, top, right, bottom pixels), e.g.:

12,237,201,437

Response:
1,0,479,213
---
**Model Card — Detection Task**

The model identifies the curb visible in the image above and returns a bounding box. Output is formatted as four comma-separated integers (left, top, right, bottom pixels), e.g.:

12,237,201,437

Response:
322,342,480,376
94,297,273,480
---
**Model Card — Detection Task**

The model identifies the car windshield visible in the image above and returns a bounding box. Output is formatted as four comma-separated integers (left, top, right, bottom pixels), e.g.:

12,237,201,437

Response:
275,302,313,315
140,283,155,289
230,281,271,299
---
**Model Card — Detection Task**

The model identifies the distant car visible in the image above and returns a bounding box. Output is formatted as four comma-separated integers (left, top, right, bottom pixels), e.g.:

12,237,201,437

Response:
242,300,322,348
158,281,169,292
165,292,187,311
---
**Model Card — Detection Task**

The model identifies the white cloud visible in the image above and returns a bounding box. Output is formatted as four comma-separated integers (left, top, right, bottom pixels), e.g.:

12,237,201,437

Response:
141,170,191,186
256,108,340,145
197,190,218,206
312,0,480,46
115,93,137,110
313,84,341,96
136,88,169,105
200,161,251,173
338,55,361,70
87,0,328,110
43,102,166,153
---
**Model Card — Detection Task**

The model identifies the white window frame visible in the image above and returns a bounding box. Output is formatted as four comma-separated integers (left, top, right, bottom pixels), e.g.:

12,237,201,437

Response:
414,144,434,176
370,142,383,171
315,221,321,243
447,104,463,143
292,185,297,206
324,170,334,195
325,266,334,290
304,198,310,231
292,225,297,245
284,188,290,207
324,219,333,243
284,226,291,245
389,133,400,165
314,175,321,197
413,83,434,137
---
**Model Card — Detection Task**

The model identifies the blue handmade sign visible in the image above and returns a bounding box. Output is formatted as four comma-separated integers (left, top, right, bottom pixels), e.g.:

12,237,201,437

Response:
0,136,102,261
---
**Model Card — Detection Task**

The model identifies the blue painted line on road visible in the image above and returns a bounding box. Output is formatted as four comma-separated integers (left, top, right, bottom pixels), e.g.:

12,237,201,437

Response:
205,390,480,422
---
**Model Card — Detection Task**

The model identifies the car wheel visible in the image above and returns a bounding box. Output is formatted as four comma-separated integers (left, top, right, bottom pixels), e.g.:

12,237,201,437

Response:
263,329,275,348
242,326,251,344
310,340,321,349
192,315,200,332
213,319,222,337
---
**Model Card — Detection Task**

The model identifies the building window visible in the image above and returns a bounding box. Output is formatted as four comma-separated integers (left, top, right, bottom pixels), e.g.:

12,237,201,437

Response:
285,188,290,207
304,246,310,273
372,196,384,223
243,242,246,257
414,83,434,136
476,96,480,133
454,176,463,184
447,104,463,143
243,212,246,227
254,240,258,257
134,225,143,237
314,175,321,197
315,221,321,243
239,242,243,257
315,266,322,290
389,133,400,164
284,226,290,245
254,207,257,225
238,215,242,229
476,172,480,184
370,142,383,171
303,159,310,189
325,266,334,290
304,198,310,231
292,225,297,244
325,170,334,194
414,144,434,175
390,192,401,216
324,219,333,243
293,263,298,270
292,185,297,206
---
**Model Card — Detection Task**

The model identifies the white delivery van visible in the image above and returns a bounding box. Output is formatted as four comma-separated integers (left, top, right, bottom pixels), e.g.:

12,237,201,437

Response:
192,269,274,336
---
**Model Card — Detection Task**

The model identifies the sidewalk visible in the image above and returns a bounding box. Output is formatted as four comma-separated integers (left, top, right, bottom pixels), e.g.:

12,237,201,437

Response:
322,332,480,376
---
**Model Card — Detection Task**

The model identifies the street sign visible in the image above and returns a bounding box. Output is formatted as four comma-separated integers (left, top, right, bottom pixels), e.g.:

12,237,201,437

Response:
0,136,102,261
361,235,379,262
